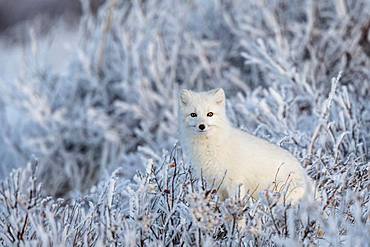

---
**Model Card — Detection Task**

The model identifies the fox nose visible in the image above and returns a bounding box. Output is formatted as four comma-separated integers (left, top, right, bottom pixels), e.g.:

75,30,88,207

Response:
198,124,206,130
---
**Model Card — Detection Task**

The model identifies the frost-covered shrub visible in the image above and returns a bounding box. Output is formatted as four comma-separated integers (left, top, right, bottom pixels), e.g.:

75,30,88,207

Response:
2,0,369,198
0,0,370,244
1,0,248,197
0,146,368,246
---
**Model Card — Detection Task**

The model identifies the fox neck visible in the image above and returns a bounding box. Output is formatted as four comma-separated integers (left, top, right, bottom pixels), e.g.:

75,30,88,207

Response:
180,123,232,164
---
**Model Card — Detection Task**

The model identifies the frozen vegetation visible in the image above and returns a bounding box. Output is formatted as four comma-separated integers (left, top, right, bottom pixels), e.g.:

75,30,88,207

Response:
0,0,369,245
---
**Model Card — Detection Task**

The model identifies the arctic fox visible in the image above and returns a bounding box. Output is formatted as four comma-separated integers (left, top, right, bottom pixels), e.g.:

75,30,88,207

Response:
178,88,310,203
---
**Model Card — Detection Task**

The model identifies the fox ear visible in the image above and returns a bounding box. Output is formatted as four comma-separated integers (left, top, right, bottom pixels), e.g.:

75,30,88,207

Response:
212,88,225,105
180,89,191,105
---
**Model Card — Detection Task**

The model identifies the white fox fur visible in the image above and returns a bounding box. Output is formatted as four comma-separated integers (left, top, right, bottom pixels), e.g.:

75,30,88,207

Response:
178,88,310,203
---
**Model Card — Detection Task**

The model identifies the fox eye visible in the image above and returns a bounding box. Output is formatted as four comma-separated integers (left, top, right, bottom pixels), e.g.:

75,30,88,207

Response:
190,113,197,117
207,112,213,117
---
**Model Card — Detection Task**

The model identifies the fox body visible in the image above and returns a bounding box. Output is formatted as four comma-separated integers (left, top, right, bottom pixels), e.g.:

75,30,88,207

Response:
178,88,309,203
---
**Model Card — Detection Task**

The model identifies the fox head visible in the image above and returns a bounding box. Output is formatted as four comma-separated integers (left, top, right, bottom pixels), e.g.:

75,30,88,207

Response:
178,88,230,136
